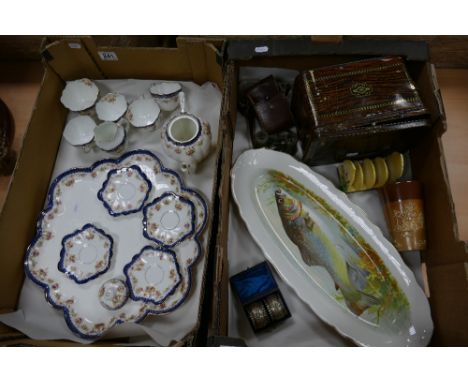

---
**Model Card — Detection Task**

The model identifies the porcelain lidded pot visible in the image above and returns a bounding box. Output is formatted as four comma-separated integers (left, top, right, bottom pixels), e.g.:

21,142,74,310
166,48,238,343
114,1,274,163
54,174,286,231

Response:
161,93,211,173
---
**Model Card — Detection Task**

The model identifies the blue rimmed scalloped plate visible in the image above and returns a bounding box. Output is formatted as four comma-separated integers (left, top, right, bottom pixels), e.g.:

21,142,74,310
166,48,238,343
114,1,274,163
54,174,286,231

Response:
24,150,208,340
143,192,195,248
124,246,182,305
98,165,152,216
58,223,114,284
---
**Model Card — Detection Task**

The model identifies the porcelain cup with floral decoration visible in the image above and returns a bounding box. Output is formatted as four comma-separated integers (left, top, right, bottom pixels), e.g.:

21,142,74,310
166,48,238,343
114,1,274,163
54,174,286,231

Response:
150,82,182,112
161,92,211,174
94,118,129,153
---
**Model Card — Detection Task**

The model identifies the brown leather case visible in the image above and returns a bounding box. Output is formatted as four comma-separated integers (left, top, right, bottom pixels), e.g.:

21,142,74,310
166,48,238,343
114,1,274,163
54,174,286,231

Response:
246,75,294,133
292,57,430,164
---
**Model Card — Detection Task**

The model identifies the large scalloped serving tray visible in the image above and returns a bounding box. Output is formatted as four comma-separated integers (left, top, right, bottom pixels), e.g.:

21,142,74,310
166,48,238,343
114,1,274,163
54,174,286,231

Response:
24,150,207,340
231,149,433,346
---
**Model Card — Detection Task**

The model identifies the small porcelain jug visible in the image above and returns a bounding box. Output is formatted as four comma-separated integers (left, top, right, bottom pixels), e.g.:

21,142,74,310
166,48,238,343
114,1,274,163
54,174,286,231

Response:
161,93,211,173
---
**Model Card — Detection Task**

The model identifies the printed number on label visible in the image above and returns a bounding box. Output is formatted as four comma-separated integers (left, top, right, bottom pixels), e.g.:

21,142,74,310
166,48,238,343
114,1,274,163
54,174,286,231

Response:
254,46,269,53
98,51,119,61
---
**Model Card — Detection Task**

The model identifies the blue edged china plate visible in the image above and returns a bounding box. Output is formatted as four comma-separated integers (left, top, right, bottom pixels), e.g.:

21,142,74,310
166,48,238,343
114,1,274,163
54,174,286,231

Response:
98,165,152,216
143,191,195,248
24,150,208,340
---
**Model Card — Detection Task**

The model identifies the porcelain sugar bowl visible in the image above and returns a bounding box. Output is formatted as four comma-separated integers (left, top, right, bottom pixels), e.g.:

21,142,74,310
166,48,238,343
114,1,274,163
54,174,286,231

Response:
161,94,211,173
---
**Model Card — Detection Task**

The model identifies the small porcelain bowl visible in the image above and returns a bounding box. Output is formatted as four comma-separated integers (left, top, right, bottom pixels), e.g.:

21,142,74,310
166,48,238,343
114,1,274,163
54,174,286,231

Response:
63,115,96,147
60,78,99,112
98,278,129,310
150,82,182,112
94,120,127,152
126,98,161,128
95,93,127,122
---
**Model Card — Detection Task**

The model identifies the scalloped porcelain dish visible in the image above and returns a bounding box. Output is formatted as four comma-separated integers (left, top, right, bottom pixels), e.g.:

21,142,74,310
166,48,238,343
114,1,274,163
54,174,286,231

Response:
124,246,182,305
60,78,99,112
63,116,96,146
58,223,114,284
143,192,195,248
98,165,152,216
126,98,160,128
24,150,208,339
231,149,433,346
95,93,127,122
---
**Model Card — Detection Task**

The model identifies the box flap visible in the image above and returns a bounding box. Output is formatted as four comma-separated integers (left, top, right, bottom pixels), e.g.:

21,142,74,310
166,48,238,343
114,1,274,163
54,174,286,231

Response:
42,37,104,80
226,38,429,62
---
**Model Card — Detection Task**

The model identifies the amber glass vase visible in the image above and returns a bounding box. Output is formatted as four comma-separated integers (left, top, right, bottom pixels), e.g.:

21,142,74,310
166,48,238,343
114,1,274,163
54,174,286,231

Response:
382,180,427,252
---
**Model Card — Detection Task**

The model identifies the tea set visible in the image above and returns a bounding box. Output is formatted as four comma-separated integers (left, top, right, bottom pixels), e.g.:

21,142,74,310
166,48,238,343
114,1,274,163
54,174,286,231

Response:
60,78,212,173
28,78,214,339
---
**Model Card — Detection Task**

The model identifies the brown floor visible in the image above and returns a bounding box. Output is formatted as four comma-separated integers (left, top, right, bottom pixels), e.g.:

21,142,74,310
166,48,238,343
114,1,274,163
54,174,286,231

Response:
0,64,467,240
0,62,43,209
438,69,468,240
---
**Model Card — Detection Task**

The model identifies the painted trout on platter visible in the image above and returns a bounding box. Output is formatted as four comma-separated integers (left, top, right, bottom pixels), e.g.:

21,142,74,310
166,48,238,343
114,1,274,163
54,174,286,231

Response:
274,189,382,317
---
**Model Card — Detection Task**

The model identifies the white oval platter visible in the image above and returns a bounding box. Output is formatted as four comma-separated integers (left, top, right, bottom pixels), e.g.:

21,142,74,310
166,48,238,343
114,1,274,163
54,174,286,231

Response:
231,149,433,346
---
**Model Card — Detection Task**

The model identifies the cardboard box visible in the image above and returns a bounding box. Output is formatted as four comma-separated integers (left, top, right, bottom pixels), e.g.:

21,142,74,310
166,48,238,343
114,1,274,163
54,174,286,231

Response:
0,36,225,346
209,38,468,346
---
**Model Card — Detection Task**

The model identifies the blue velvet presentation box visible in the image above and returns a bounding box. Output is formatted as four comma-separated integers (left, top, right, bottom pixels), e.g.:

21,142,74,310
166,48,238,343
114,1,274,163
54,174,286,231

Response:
230,262,291,333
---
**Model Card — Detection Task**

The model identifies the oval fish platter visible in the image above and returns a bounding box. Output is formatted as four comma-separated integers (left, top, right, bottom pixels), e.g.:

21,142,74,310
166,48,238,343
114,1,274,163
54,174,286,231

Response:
231,149,433,346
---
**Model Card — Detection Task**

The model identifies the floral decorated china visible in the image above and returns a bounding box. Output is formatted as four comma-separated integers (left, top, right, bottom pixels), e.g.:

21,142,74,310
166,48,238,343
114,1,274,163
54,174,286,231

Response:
143,192,195,248
24,150,208,339
60,78,99,112
98,278,129,310
98,165,152,216
63,115,96,146
150,82,182,112
124,246,182,305
58,224,114,284
95,93,127,122
126,98,160,128
161,94,211,174
231,149,433,346
161,114,211,173
94,121,127,152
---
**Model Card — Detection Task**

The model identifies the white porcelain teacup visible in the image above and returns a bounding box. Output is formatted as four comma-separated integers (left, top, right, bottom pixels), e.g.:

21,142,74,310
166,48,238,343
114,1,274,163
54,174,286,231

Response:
126,97,161,130
95,92,127,122
94,119,128,153
63,115,96,152
150,82,182,112
60,78,99,112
